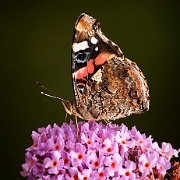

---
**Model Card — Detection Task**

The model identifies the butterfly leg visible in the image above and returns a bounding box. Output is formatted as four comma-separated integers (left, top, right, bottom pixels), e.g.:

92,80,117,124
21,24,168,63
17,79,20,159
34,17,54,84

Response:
75,115,79,139
104,119,117,129
64,112,67,122
104,119,111,124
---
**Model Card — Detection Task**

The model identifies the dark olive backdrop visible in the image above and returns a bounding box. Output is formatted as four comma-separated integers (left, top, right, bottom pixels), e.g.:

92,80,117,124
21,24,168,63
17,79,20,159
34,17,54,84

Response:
1,1,180,179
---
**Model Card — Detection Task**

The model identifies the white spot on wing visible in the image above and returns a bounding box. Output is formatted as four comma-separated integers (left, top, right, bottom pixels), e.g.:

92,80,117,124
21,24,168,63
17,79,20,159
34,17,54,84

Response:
91,37,98,44
91,69,102,82
73,41,89,52
95,47,98,51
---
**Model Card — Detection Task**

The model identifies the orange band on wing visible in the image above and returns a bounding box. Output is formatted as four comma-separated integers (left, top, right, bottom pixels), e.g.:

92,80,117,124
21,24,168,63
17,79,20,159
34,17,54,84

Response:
75,59,95,80
87,59,94,74
94,53,110,66
75,67,87,80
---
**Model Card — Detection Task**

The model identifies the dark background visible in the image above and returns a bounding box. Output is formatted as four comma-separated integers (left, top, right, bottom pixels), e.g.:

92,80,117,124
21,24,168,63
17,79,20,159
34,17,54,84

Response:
1,1,180,179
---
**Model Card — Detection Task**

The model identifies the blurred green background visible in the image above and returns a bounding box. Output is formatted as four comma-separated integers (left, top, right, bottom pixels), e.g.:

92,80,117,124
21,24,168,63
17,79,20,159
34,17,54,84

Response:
1,1,180,179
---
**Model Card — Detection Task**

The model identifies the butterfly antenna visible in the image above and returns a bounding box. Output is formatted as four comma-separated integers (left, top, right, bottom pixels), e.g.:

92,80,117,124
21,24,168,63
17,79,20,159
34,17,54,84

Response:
37,82,67,102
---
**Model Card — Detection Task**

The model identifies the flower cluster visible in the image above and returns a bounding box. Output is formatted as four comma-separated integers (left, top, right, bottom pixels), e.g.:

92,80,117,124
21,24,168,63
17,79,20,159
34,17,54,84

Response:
21,120,179,180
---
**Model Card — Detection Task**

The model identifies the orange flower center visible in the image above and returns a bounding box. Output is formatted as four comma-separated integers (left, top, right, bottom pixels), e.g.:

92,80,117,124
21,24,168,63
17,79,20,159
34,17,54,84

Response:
87,140,91,144
78,154,83,159
54,144,60,150
107,147,112,152
64,158,68,164
121,140,126,144
94,161,99,167
111,162,116,168
73,174,78,180
145,162,150,168
98,172,104,177
52,161,57,166
125,171,130,176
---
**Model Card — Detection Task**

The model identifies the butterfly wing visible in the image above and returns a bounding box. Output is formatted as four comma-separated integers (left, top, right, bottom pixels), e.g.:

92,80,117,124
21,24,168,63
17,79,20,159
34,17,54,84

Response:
71,13,124,103
70,13,149,121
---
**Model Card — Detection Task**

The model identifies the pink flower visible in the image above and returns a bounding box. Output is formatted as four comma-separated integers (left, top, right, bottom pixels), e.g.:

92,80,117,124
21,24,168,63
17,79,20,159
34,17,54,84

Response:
21,120,179,179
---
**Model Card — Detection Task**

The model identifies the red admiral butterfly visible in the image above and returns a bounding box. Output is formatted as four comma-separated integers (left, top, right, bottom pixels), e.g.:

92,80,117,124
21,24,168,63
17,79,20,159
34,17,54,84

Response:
61,13,149,121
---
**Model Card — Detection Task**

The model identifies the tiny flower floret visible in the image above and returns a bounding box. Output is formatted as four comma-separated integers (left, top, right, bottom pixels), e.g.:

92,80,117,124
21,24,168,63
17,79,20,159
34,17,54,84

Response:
21,120,180,179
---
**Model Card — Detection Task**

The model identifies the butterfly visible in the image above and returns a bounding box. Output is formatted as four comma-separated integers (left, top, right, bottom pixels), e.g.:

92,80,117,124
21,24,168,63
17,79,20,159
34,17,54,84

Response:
59,13,150,122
